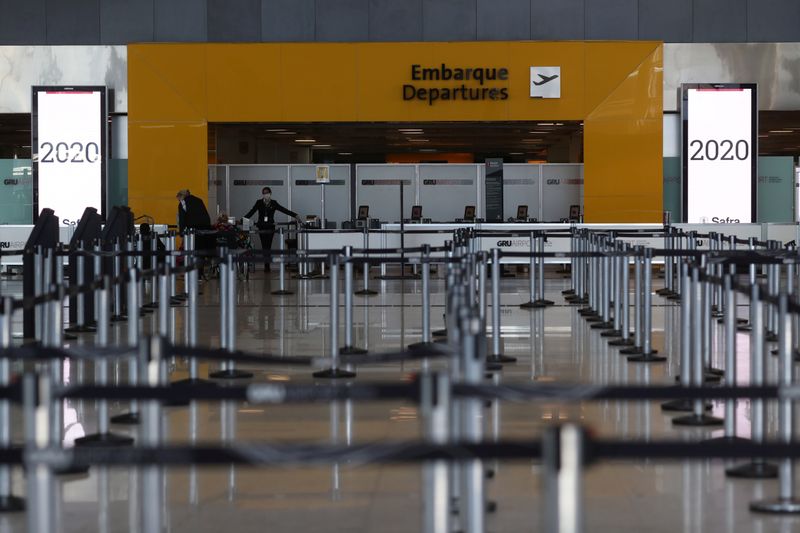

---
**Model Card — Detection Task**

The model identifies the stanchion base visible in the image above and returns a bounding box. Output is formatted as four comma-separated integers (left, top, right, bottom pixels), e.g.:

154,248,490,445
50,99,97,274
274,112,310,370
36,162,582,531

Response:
584,315,605,323
54,464,91,477
140,307,154,315
209,369,254,380
708,367,725,376
765,332,780,343
173,294,187,301
313,368,356,379
520,300,548,309
408,341,438,352
485,361,503,371
64,332,78,341
562,289,575,295
110,412,140,425
271,289,295,296
619,346,644,355
674,373,723,384
655,288,675,296
666,294,682,301
600,329,623,338
171,377,217,387
110,315,127,322
0,496,25,512
567,297,588,305
340,346,368,355
726,461,778,479
143,302,158,309
432,329,447,338
627,352,667,363
672,413,724,427
704,435,751,445
64,325,96,333
74,432,134,447
661,399,711,412
750,499,800,514
486,354,517,364
355,289,379,296
590,321,616,330
578,308,597,316
608,338,635,347
534,299,555,306
737,325,753,332
169,297,184,307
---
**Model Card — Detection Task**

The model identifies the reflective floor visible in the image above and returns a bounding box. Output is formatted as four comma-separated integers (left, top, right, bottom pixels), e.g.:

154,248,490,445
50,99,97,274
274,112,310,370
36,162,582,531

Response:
0,267,798,532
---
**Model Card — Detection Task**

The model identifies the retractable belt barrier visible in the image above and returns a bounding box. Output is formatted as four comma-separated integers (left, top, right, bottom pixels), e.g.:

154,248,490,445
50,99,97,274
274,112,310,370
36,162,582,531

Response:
7,222,800,532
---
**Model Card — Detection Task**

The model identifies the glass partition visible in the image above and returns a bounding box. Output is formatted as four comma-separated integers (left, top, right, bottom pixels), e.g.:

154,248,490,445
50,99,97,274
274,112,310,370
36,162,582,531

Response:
540,164,583,221
502,164,541,221
229,165,290,223
418,164,479,222
0,159,33,224
208,164,228,217
355,164,417,223
289,164,351,225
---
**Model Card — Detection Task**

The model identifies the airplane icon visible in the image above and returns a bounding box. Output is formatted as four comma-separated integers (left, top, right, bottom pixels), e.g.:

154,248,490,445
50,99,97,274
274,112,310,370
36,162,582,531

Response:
532,74,559,86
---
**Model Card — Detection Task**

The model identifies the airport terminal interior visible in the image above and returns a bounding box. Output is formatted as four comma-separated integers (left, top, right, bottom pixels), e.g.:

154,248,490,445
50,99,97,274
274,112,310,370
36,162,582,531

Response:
2,1,800,532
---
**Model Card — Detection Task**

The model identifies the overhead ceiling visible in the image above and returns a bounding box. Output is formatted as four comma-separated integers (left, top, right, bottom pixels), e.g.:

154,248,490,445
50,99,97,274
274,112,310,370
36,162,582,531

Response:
212,121,584,162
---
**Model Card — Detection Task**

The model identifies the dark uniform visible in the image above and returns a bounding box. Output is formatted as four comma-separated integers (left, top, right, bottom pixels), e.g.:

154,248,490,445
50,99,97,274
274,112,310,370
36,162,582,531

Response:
244,198,298,268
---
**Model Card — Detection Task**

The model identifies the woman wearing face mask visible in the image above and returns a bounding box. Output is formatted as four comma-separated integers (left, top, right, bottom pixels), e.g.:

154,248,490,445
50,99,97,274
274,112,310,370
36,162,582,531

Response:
242,187,303,271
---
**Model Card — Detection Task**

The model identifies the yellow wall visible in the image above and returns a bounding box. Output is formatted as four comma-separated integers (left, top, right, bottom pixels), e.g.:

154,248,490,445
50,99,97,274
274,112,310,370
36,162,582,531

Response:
128,41,662,223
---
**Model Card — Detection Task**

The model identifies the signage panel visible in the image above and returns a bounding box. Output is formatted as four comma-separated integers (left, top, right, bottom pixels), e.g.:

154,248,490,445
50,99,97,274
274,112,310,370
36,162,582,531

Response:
682,83,757,223
485,159,504,222
32,86,107,225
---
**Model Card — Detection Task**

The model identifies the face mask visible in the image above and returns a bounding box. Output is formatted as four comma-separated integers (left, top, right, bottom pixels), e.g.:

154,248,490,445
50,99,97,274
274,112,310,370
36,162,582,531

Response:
263,194,271,201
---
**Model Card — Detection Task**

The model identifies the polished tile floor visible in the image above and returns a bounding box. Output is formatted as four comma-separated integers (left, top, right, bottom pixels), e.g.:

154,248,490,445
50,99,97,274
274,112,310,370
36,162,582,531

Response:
0,268,798,532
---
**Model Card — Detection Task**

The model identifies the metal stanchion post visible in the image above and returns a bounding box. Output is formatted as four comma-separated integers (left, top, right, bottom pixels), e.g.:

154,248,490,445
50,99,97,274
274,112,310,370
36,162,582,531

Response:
421,373,451,533
751,293,800,513
662,263,701,412
487,248,515,364
271,227,293,295
141,337,165,533
0,298,24,511
75,276,134,445
355,227,377,296
520,231,540,309
210,254,253,379
111,239,126,322
314,254,356,378
24,374,55,533
341,246,367,354
535,232,554,307
673,267,723,426
410,245,436,351
706,274,748,442
610,245,634,347
602,242,624,338
620,247,644,355
111,268,142,425
460,312,486,533
563,230,577,298
543,424,585,533
737,238,758,331
628,249,665,362
590,238,615,330
726,283,778,477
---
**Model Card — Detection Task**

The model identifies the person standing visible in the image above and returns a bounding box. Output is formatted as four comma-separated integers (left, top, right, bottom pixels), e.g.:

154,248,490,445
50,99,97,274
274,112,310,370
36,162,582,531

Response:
242,187,302,271
176,189,211,233
176,189,213,275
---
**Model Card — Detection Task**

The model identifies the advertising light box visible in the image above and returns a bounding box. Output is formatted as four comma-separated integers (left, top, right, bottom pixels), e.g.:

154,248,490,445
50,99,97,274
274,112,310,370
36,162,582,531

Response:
32,86,106,225
682,83,757,223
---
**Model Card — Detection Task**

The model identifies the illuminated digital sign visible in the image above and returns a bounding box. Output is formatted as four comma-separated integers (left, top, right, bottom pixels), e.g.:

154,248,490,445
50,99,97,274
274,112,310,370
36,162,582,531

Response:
682,83,757,223
32,86,106,225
